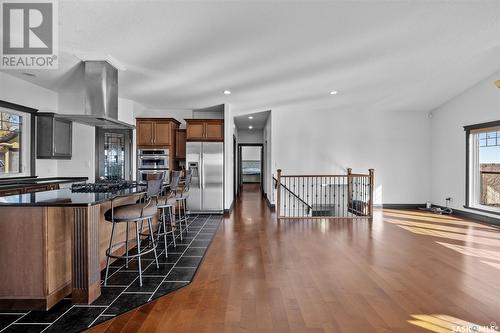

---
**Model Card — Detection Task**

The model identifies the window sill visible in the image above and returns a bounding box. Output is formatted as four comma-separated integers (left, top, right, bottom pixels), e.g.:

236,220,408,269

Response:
463,205,500,216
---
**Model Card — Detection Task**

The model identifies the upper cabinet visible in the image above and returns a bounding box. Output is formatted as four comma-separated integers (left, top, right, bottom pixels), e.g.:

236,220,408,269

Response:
186,119,224,142
186,120,205,141
136,120,154,146
136,118,180,147
175,129,186,159
153,120,172,145
37,113,72,159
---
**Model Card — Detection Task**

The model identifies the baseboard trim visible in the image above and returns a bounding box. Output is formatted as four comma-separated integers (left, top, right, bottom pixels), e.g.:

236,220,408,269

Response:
380,204,425,209
224,200,235,217
433,205,500,226
264,193,275,211
377,203,500,226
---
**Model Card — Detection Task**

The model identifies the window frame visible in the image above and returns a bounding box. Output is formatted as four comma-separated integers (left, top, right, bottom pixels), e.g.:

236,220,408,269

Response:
0,100,37,179
464,120,500,216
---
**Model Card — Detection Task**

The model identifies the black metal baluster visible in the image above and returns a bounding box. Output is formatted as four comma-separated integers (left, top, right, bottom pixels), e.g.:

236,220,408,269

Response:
329,176,332,217
342,176,345,217
287,178,292,216
284,177,287,218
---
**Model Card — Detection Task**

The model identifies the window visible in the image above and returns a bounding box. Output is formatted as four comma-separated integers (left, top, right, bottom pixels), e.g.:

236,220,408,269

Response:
465,121,500,214
104,132,125,180
0,105,33,178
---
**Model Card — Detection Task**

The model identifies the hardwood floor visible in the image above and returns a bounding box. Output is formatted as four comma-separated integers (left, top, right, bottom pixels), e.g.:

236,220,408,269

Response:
88,184,500,333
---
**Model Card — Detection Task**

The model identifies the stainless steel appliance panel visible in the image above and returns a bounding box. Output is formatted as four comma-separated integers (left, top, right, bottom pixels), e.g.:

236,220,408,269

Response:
137,169,169,184
138,148,168,155
186,142,202,211
202,142,223,211
138,155,168,169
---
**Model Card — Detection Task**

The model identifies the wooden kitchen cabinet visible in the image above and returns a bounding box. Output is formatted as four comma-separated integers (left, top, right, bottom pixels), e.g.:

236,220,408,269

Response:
185,119,224,142
136,118,180,147
205,121,224,140
136,118,181,170
37,113,73,159
0,188,23,197
136,120,154,146
186,121,205,141
175,129,186,159
25,185,51,194
0,183,60,197
153,121,172,145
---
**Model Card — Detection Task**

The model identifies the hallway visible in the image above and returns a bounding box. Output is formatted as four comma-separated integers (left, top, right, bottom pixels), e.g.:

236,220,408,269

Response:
89,184,500,333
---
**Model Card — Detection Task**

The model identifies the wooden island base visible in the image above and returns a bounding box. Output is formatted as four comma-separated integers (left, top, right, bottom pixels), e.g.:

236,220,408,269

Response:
0,193,149,311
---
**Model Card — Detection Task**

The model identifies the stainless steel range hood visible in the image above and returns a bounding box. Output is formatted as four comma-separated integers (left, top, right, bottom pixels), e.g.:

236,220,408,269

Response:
59,61,134,129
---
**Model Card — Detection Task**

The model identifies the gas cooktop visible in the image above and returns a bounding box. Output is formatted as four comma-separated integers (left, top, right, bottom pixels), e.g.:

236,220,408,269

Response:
71,180,138,193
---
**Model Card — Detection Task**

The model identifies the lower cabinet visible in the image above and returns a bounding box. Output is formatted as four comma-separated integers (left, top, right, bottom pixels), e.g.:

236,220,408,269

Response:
0,206,71,310
0,184,60,197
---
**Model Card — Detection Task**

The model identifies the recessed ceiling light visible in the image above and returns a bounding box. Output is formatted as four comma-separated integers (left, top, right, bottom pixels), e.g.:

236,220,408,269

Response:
223,90,231,95
330,90,338,95
248,116,253,119
248,126,253,130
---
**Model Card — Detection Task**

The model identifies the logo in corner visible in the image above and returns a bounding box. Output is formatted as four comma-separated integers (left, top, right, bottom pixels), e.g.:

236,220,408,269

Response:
1,0,58,69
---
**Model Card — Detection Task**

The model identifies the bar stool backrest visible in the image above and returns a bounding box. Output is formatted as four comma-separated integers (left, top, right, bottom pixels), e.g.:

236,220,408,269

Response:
146,172,165,199
169,171,182,196
183,169,192,193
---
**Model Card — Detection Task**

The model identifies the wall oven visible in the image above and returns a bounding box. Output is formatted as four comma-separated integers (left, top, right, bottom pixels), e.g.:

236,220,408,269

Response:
138,155,168,169
137,148,169,184
137,169,169,184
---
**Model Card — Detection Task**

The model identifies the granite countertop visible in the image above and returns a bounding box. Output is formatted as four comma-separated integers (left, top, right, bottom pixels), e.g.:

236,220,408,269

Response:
0,177,88,190
0,186,146,207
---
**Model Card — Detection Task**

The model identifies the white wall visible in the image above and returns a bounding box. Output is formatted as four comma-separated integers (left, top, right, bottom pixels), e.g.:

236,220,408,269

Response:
263,113,273,202
272,107,432,205
238,129,263,143
224,104,234,210
431,71,500,218
118,98,137,125
0,72,59,177
56,123,96,182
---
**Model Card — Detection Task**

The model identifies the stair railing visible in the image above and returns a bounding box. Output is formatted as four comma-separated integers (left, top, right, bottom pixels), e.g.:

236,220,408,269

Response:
275,168,374,220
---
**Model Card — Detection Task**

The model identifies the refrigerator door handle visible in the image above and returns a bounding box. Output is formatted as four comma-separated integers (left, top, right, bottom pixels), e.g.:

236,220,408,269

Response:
201,149,205,190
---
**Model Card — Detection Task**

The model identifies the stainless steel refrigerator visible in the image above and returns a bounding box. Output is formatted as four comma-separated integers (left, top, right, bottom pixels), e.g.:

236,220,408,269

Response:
186,142,224,213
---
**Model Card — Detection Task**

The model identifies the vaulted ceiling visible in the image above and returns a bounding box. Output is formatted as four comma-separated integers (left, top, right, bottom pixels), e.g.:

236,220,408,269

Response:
2,0,500,115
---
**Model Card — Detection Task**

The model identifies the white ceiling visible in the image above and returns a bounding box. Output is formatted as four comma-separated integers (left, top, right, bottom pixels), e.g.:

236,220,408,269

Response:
234,110,270,130
2,0,500,115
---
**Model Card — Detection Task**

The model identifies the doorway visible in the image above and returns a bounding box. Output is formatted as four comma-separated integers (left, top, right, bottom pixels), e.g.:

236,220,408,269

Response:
95,128,133,180
238,144,263,194
233,135,238,200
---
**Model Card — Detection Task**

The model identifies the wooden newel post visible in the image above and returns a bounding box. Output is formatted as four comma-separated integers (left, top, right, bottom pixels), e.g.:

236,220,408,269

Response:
276,169,282,219
368,169,375,217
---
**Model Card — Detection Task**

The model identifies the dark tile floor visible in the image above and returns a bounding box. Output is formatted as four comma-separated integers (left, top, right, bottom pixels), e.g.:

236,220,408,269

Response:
0,214,221,333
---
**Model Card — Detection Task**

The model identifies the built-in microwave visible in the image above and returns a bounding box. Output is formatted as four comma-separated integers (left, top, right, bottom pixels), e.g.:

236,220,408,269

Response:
137,148,169,169
138,155,168,169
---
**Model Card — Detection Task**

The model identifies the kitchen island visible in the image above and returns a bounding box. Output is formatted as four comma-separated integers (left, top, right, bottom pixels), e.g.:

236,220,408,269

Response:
0,186,147,311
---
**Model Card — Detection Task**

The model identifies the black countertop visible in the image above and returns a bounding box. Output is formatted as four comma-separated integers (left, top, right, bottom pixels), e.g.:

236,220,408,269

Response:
0,177,88,190
0,186,146,207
